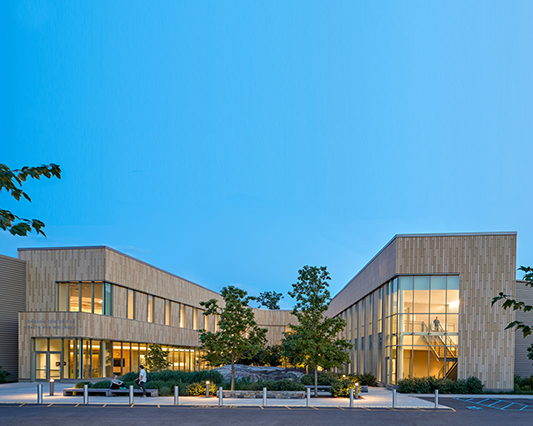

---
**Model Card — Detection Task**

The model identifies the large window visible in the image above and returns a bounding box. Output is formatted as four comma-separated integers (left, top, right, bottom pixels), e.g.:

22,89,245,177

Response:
57,282,112,316
127,289,135,320
147,295,154,323
164,300,171,326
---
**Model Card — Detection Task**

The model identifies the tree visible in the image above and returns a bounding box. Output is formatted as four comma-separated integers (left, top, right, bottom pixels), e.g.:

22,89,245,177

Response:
1,163,61,237
283,265,353,396
199,285,268,390
144,344,171,372
492,266,533,362
257,291,284,310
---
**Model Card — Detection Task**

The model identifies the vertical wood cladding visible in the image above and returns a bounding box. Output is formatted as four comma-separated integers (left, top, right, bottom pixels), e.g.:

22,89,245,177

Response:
396,234,517,390
0,254,26,380
17,246,295,379
514,280,533,378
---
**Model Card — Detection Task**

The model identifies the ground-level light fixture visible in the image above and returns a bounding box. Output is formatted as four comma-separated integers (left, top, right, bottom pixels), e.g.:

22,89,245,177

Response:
206,381,210,398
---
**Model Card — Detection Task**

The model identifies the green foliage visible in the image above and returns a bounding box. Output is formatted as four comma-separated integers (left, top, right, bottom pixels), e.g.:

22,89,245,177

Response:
330,379,358,397
283,266,353,394
357,372,377,386
144,344,171,372
397,376,484,394
492,266,533,339
513,375,533,394
257,291,284,310
74,381,91,389
119,369,223,396
0,163,61,237
301,372,341,386
248,379,305,391
0,366,8,384
186,382,217,396
91,380,111,389
199,285,268,390
236,345,283,367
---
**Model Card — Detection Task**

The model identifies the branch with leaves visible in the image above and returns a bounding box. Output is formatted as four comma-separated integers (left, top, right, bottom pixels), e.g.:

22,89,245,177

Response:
257,291,284,310
492,266,533,337
0,163,61,237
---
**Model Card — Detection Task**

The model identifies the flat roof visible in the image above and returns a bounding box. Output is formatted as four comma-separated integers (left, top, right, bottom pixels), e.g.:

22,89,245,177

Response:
331,231,517,303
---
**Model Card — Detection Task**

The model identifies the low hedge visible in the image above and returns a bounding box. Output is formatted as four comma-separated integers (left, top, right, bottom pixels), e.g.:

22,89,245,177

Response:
397,376,483,394
330,379,358,398
120,370,224,386
186,382,217,396
248,379,305,392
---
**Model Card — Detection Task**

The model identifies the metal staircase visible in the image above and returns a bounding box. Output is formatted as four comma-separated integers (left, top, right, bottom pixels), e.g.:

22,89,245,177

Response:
421,322,458,379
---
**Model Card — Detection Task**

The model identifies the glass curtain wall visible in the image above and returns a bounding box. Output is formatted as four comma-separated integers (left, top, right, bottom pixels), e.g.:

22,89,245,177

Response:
337,274,459,385
32,338,208,380
57,282,112,316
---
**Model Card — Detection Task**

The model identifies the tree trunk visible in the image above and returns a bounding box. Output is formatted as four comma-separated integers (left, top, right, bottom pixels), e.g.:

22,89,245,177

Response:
231,353,235,391
314,364,318,397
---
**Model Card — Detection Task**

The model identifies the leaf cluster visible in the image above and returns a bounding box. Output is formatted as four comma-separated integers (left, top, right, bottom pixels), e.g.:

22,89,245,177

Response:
492,266,533,337
144,344,171,372
257,291,284,310
0,163,61,237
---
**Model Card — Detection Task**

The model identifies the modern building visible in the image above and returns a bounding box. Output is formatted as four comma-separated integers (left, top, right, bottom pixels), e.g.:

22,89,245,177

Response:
327,232,532,391
0,231,531,390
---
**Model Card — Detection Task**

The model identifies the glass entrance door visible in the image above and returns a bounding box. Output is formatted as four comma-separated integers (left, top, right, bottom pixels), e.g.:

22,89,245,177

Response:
34,352,63,381
35,353,48,380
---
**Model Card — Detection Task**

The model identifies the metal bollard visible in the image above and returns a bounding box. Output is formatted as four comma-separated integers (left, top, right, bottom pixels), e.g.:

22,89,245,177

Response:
129,385,134,405
174,386,179,406
83,384,89,405
306,388,311,407
206,381,210,398
434,389,439,409
49,379,55,396
349,388,354,408
355,383,359,399
37,384,43,404
392,389,397,408
263,387,267,407
219,387,223,406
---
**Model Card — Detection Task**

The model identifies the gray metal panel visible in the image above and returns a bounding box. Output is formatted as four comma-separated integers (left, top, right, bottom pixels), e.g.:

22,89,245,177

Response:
0,254,26,381
515,280,533,378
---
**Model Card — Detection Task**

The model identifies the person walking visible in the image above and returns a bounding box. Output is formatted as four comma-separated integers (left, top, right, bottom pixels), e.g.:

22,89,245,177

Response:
433,316,441,331
136,365,147,397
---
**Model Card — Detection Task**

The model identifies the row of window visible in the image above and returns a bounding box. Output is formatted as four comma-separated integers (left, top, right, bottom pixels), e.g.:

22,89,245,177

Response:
56,281,210,330
33,337,208,380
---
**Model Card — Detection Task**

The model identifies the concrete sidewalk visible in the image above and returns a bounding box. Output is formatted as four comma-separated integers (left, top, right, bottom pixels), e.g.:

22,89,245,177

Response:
0,382,448,409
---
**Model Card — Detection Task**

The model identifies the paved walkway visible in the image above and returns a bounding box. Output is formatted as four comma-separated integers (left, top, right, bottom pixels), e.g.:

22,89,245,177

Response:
0,382,447,409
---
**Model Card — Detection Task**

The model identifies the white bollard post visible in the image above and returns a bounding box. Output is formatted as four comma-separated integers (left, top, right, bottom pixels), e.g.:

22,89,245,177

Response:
219,387,223,406
434,389,439,409
83,384,89,405
49,379,55,396
263,387,267,407
355,383,359,399
37,384,43,404
174,386,179,406
206,381,210,398
392,389,397,408
349,388,354,408
129,385,134,405
306,388,311,407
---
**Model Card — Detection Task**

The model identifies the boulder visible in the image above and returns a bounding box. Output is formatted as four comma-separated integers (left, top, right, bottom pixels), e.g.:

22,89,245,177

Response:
212,365,305,382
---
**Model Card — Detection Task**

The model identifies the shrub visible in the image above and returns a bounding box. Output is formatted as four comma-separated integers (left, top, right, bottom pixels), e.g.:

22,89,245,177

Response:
121,370,224,386
0,366,8,384
356,373,377,386
330,379,357,398
74,381,91,389
248,379,305,391
397,376,483,394
91,380,111,389
186,382,217,396
301,372,342,386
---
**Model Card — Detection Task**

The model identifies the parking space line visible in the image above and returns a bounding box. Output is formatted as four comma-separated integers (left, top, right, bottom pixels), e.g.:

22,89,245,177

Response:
285,406,291,410
75,404,79,407
102,404,106,408
47,404,53,407
476,398,490,404
19,403,25,407
501,403,514,410
312,407,318,410
338,407,345,410
487,400,502,407
520,405,528,411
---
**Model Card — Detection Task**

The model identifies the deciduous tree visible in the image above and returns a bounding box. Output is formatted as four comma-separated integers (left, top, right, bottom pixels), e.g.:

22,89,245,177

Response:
257,291,284,310
199,285,268,390
283,266,353,396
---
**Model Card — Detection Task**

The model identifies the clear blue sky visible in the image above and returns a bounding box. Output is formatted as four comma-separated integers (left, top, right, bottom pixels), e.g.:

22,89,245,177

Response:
2,1,532,309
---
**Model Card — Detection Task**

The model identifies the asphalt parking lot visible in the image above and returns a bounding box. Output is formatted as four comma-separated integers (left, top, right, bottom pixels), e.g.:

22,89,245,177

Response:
0,401,531,426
